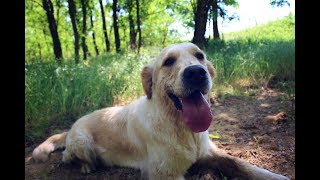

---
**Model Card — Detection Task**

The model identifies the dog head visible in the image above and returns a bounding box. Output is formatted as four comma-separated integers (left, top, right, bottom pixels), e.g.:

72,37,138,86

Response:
141,42,215,133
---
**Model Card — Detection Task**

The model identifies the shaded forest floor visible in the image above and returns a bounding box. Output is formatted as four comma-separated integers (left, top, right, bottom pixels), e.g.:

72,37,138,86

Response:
25,88,295,180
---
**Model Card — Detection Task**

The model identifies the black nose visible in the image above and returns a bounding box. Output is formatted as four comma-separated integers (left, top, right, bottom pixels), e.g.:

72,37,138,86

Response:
183,65,208,88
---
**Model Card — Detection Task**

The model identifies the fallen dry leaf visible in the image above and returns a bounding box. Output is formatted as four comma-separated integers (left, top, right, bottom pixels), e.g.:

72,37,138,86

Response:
265,112,287,123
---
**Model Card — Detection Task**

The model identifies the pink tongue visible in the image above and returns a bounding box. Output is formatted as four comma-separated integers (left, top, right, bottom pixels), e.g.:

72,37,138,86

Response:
181,91,213,133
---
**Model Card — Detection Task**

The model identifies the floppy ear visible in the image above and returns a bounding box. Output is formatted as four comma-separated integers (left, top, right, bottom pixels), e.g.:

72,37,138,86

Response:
206,61,216,79
141,65,153,99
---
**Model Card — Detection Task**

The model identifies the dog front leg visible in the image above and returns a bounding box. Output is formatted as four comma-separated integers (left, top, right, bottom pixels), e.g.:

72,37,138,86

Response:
199,142,290,180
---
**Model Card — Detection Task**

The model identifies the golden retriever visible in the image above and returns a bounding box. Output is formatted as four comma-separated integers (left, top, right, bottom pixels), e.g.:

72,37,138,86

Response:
32,42,289,180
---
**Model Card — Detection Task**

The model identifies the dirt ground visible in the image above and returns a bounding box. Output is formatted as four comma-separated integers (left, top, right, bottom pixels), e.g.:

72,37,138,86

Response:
25,88,295,180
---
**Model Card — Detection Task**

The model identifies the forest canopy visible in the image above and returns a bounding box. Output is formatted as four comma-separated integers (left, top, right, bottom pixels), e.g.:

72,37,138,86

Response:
26,0,243,63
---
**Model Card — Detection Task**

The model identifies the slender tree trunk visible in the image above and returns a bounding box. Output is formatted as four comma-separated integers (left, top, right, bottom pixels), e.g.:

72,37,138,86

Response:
38,42,42,60
67,0,80,64
129,12,137,50
112,0,121,53
162,27,168,47
81,0,90,60
128,0,137,50
213,19,220,40
55,0,62,29
123,26,127,47
109,25,113,39
42,0,63,63
212,0,220,40
89,8,99,55
136,0,142,52
99,0,110,52
192,0,210,48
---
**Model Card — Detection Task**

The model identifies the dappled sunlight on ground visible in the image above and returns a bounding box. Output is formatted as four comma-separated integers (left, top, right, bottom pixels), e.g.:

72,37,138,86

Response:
209,88,295,179
214,112,239,123
260,103,271,108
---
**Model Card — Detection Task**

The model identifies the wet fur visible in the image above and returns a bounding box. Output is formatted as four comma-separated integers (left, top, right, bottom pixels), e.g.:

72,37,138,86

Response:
32,43,289,180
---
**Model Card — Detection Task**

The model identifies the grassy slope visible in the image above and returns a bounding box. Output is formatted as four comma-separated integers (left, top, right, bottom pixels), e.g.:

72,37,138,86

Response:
205,14,295,97
25,15,295,143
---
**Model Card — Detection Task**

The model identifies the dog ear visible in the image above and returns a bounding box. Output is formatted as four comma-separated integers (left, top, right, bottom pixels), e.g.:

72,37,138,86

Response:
141,65,153,99
206,61,216,79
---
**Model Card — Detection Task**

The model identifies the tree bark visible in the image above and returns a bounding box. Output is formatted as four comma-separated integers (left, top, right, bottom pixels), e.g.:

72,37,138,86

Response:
81,0,90,60
128,0,137,50
112,0,121,53
212,0,220,40
99,0,110,52
38,42,42,60
162,27,168,47
129,12,137,50
213,19,220,40
89,8,99,56
55,0,62,29
67,0,80,64
42,0,63,63
136,0,142,52
192,0,210,48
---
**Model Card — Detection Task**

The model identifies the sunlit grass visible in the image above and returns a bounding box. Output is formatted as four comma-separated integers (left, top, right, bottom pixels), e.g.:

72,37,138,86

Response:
25,49,153,142
205,14,295,98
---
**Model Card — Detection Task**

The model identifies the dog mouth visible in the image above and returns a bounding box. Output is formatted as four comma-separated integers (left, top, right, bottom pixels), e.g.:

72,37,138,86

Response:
168,91,213,133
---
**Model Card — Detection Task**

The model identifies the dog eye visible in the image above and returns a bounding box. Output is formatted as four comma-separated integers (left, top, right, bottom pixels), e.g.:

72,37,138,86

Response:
195,52,204,60
163,57,175,67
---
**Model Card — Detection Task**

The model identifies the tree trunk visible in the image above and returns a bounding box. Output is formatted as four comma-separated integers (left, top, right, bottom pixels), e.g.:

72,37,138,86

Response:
38,42,42,60
192,0,210,48
81,0,90,60
212,0,220,40
128,0,137,50
122,26,127,48
81,0,89,59
213,19,220,40
42,0,63,63
67,0,80,64
136,0,142,52
129,12,137,50
55,0,62,29
112,0,121,53
89,8,99,55
99,0,110,52
162,27,168,47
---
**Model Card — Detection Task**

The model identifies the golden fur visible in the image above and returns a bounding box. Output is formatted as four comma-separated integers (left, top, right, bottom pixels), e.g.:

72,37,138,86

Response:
32,43,289,180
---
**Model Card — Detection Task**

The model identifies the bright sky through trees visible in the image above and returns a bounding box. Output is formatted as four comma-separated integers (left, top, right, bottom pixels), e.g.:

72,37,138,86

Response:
178,0,295,40
217,0,295,33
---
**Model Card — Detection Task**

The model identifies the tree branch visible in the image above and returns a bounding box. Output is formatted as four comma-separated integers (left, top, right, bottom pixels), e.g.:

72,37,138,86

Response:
30,0,44,9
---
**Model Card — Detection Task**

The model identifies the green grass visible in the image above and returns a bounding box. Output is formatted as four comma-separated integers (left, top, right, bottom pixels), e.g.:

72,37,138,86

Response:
204,14,295,97
25,15,295,143
25,48,157,143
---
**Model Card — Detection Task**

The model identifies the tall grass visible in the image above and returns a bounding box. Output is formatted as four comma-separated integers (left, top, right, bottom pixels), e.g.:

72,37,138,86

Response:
204,14,295,96
25,48,157,142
